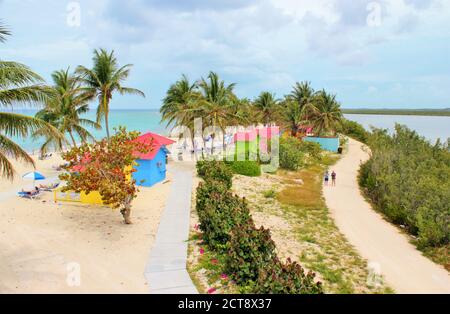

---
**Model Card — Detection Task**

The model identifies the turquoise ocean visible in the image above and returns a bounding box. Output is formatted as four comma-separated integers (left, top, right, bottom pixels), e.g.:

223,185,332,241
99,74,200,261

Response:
5,109,449,152
8,109,168,153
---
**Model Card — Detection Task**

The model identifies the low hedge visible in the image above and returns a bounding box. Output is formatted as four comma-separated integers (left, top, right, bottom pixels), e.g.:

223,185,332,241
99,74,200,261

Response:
196,160,233,188
254,258,323,294
195,159,323,294
196,180,253,253
225,223,277,286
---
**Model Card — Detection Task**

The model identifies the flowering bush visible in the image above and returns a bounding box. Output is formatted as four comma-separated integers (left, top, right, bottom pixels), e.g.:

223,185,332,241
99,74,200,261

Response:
225,223,276,286
196,160,233,188
195,155,323,294
60,127,150,224
196,180,253,253
254,258,323,294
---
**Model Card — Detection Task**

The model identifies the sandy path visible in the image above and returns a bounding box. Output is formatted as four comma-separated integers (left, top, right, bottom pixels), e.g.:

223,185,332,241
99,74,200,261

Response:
323,138,450,294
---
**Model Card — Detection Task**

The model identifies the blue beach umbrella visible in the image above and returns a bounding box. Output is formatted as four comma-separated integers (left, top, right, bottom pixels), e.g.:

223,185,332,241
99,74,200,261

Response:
22,171,46,187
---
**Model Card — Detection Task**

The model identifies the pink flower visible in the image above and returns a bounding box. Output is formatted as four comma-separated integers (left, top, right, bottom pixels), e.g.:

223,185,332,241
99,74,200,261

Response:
194,224,200,231
199,248,205,255
221,274,229,280
211,258,218,265
207,288,216,294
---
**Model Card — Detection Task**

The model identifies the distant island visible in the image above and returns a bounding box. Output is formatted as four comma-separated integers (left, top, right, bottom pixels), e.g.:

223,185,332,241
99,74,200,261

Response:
343,108,450,117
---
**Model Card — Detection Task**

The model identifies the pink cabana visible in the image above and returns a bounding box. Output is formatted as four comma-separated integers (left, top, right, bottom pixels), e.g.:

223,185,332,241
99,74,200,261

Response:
297,125,314,136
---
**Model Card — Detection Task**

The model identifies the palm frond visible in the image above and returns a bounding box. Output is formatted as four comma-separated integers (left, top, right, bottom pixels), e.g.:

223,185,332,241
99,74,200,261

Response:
78,118,101,130
0,22,11,43
0,112,64,140
0,85,54,107
0,134,35,180
118,86,145,97
0,61,45,88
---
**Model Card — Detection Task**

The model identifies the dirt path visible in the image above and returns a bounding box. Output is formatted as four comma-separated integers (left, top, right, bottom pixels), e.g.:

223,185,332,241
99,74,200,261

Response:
323,138,450,294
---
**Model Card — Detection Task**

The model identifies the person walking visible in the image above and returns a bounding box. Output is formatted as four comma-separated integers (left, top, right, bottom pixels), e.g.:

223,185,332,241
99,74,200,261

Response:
324,170,330,186
331,171,337,186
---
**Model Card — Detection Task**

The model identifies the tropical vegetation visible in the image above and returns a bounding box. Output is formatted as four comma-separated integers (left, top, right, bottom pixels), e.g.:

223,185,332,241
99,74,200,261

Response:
0,22,63,179
76,49,145,138
34,68,100,153
59,128,150,224
195,160,323,294
359,125,449,268
161,74,344,146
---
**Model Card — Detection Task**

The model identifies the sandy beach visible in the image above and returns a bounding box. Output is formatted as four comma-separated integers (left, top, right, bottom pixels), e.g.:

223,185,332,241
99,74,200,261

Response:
0,154,172,293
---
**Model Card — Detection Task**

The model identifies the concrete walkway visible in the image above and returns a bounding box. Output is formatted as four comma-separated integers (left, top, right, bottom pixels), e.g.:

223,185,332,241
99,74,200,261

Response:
323,138,450,294
144,165,198,294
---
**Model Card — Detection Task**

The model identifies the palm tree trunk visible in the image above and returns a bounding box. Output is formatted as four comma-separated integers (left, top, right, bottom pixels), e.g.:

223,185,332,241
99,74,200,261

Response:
105,111,110,139
68,130,77,148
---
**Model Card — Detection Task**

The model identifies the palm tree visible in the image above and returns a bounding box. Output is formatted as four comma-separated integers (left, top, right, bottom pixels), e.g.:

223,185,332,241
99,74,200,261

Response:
0,23,63,179
280,81,317,136
76,49,145,138
228,97,254,127
160,74,201,146
281,98,305,136
197,72,237,148
35,68,101,154
290,81,316,113
253,92,280,126
309,90,343,136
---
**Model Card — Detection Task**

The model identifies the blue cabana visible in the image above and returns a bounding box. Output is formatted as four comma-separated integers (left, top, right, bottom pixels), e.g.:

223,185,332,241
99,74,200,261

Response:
304,137,340,153
132,133,175,187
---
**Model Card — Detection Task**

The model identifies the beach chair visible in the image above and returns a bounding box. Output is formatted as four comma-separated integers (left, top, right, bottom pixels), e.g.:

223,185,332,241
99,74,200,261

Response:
39,182,60,192
17,190,41,200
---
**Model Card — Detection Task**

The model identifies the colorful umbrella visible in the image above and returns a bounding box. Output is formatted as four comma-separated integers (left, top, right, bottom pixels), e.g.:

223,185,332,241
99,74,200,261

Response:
22,171,46,187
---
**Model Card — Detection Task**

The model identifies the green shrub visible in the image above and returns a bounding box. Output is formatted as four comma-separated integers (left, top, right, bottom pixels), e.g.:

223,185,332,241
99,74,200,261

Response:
359,125,450,248
196,160,233,189
279,137,304,170
196,181,253,252
254,258,323,294
263,189,277,199
227,160,261,177
225,223,277,286
339,119,370,143
302,141,322,161
195,179,229,211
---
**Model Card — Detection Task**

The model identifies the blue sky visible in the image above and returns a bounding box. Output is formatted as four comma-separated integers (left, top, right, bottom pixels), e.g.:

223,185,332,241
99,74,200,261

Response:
1,0,449,109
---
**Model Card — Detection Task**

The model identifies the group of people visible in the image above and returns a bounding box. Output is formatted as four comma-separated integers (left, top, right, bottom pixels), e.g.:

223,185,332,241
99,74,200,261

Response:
324,170,337,187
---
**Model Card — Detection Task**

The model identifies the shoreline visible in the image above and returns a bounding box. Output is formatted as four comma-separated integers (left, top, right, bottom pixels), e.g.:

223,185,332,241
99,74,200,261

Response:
343,109,450,117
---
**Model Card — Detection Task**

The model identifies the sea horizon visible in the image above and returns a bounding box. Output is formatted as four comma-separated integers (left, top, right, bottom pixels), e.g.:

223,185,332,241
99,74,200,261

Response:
8,109,450,153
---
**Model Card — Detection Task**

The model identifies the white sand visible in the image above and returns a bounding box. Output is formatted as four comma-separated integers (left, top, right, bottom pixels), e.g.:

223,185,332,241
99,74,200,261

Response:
323,138,450,294
0,154,172,293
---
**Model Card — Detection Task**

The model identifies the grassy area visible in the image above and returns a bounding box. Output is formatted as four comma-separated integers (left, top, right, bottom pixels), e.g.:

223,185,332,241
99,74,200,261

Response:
232,154,393,294
420,245,450,271
188,152,394,294
187,231,238,294
343,108,450,117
